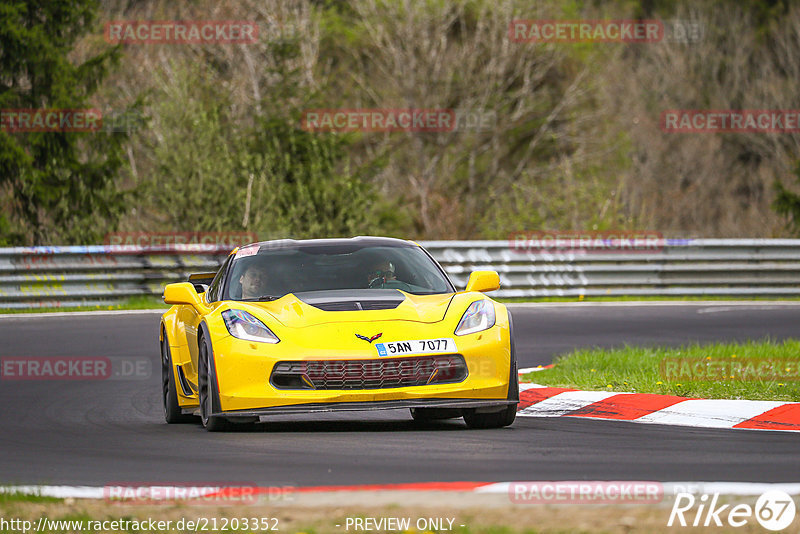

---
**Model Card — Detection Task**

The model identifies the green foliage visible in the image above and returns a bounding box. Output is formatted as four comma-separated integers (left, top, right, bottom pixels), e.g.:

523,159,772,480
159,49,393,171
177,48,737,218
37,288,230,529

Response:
0,213,18,246
0,0,129,245
143,57,380,239
5,0,800,244
0,489,61,503
772,163,800,235
317,2,365,50
145,64,247,232
244,116,379,238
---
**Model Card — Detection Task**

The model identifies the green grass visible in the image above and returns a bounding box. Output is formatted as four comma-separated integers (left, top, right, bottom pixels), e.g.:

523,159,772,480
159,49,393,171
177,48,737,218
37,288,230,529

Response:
0,490,61,504
0,295,167,314
522,338,800,401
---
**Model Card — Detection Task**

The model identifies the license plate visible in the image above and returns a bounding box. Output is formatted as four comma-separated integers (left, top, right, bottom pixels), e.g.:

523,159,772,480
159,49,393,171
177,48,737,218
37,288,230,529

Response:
375,338,456,357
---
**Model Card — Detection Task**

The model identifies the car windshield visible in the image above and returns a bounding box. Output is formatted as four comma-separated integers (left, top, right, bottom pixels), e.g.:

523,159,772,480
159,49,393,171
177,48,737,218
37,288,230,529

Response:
224,242,453,300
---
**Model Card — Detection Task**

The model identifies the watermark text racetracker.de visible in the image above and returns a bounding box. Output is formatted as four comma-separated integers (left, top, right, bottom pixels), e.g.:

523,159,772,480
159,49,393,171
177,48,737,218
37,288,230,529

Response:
509,230,664,254
0,516,280,532
301,108,496,133
1,109,100,132
661,357,800,382
0,357,150,381
0,109,143,133
509,481,663,504
104,231,257,253
661,109,800,133
509,19,703,43
103,482,293,505
104,20,259,44
509,20,663,43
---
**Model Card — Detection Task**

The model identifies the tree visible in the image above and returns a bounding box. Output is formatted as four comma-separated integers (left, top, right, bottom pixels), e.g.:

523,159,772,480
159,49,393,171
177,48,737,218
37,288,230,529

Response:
244,114,380,238
0,0,128,245
135,22,381,240
773,163,800,235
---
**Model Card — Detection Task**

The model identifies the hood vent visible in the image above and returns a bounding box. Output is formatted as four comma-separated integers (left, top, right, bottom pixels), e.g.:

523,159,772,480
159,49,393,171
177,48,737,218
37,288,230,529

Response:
295,289,405,312
313,300,401,311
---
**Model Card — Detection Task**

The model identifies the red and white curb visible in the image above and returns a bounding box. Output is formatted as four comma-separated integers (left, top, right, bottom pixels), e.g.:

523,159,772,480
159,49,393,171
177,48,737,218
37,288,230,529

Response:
516,382,800,432
4,482,800,500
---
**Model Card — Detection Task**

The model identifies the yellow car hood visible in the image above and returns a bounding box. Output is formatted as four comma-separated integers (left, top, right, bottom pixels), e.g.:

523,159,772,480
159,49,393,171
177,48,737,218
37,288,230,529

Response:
239,289,455,328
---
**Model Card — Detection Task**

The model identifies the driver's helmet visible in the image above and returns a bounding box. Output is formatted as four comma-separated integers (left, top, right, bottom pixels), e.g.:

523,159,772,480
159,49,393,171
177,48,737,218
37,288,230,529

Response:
367,261,396,288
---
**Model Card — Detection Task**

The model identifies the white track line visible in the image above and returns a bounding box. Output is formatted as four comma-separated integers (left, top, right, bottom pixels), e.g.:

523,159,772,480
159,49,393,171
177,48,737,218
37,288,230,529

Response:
517,390,619,417
634,399,786,429
695,305,800,314
6,482,800,500
2,486,105,498
476,481,800,496
518,366,553,374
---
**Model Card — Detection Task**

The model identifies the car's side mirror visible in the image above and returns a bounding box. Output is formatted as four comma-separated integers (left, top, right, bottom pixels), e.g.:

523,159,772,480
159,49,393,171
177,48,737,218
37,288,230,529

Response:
192,283,209,294
163,282,209,313
464,270,500,293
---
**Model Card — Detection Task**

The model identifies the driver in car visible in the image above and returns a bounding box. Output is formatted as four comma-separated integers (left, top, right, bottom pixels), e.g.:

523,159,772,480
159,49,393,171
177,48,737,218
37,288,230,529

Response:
366,260,397,288
239,263,270,299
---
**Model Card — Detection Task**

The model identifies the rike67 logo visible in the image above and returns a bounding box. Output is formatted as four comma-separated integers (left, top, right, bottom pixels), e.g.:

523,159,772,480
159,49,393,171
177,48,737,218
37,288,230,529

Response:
668,491,796,531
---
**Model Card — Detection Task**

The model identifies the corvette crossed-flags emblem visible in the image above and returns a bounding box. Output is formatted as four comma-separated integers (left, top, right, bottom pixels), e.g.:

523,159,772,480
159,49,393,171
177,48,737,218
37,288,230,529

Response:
355,333,382,343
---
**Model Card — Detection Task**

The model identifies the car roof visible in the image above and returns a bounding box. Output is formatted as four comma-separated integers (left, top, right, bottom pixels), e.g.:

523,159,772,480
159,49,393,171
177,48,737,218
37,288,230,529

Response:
228,236,417,255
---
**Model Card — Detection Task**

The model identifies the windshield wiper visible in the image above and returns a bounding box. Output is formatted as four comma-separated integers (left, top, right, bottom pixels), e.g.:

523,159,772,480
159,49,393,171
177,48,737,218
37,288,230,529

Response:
238,295,281,302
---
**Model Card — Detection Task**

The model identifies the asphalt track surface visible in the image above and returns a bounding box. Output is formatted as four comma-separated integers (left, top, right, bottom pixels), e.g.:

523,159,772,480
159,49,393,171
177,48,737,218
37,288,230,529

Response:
0,303,798,486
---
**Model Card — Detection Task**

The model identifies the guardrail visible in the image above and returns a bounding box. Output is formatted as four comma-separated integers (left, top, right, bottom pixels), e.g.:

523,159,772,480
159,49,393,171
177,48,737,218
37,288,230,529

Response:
2,239,800,309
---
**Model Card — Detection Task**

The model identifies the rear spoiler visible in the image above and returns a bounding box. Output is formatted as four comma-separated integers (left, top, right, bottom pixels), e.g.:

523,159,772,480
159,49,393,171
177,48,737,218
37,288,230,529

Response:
188,272,216,292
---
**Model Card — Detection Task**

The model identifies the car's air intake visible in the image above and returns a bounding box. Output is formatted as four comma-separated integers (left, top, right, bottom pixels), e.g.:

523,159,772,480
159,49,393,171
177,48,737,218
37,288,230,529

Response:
270,355,468,390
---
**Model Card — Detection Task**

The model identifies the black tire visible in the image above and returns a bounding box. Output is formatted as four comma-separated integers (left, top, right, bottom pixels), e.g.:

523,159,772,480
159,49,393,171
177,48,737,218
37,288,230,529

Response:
409,408,462,421
464,356,519,428
508,361,520,402
462,404,517,429
198,333,232,432
161,331,197,424
463,357,519,429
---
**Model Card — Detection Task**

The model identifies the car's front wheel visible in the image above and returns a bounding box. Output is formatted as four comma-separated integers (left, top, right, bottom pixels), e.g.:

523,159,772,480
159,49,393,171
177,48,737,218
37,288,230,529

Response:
462,404,517,429
198,334,232,432
463,360,518,429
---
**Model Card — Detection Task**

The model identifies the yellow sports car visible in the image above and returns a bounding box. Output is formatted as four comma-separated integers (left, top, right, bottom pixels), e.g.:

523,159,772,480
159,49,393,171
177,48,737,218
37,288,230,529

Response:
159,237,518,431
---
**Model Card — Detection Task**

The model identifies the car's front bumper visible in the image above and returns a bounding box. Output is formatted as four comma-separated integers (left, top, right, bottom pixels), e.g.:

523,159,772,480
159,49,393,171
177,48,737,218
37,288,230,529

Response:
203,398,516,418
208,314,513,413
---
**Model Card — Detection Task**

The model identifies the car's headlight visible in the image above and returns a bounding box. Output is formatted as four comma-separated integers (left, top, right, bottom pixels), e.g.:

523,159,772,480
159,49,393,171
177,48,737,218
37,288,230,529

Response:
454,299,496,336
221,309,280,343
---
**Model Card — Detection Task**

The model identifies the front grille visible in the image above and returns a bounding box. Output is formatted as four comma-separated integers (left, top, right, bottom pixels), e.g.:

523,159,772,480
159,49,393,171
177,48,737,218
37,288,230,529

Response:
311,300,402,311
270,355,468,390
